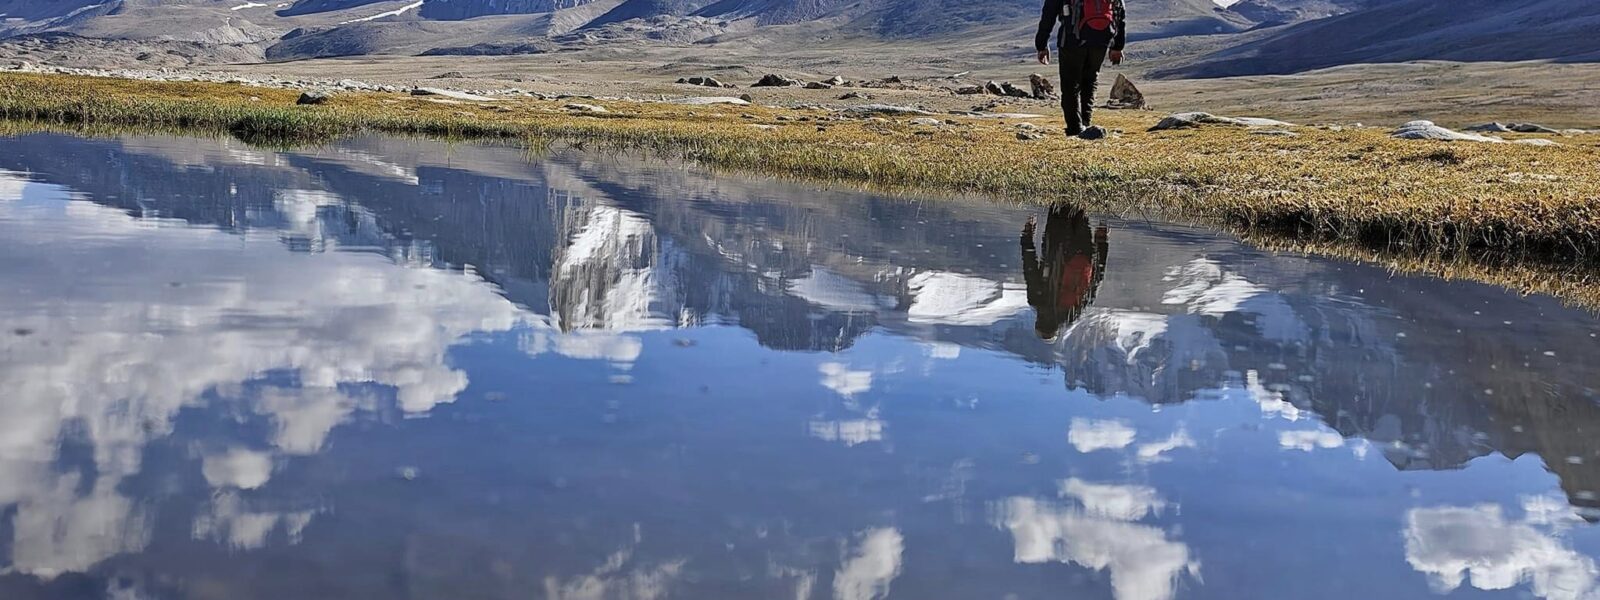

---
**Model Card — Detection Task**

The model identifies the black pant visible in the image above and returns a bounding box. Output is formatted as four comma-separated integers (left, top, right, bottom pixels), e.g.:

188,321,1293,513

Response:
1058,45,1108,131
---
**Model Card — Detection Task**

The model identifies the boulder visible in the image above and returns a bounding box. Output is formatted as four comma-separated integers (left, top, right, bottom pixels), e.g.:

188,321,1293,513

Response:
1390,120,1502,142
908,117,943,126
1028,74,1056,99
953,85,984,95
1107,74,1146,109
838,91,872,100
803,81,833,89
1148,112,1293,131
411,87,495,101
296,90,333,105
1508,122,1560,134
999,82,1033,98
984,81,1006,96
824,75,847,86
677,76,730,88
752,74,801,87
564,103,609,113
1464,122,1512,132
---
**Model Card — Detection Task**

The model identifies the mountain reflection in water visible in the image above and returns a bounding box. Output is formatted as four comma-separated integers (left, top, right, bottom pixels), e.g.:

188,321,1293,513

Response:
1,132,1598,600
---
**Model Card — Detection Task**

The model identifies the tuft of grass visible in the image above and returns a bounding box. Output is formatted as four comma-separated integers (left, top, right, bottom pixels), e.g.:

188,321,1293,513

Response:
4,72,1600,279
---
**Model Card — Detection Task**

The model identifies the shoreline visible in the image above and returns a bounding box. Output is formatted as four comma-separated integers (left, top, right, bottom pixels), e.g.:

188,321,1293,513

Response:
3,71,1599,306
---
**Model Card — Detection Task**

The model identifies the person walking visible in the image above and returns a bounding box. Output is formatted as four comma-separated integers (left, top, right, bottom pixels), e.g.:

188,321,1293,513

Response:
1035,0,1127,138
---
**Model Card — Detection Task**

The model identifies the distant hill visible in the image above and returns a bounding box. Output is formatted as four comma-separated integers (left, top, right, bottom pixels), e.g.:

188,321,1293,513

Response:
1160,0,1600,78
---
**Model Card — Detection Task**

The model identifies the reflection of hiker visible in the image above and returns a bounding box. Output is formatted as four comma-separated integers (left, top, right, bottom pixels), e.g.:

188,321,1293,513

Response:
1021,205,1109,341
1034,0,1127,137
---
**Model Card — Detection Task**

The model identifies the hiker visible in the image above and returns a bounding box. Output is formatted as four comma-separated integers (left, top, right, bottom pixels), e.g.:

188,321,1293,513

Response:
1035,0,1127,137
1021,204,1109,341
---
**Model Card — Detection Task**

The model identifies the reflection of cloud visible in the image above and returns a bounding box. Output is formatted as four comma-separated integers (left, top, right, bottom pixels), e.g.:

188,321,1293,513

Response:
820,362,873,398
906,272,1028,326
1247,370,1303,422
1136,430,1195,464
924,342,961,360
542,526,684,600
1059,479,1166,521
998,495,1195,600
789,267,895,313
0,183,523,577
1404,504,1600,600
1162,259,1307,342
1278,430,1345,452
1069,418,1136,453
191,492,317,551
809,419,886,447
833,528,904,600
201,448,275,490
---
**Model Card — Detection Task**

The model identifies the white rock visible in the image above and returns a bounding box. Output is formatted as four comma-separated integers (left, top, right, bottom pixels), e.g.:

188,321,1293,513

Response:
1391,120,1504,143
1513,138,1560,146
410,87,496,102
564,103,609,113
908,117,942,126
671,96,750,106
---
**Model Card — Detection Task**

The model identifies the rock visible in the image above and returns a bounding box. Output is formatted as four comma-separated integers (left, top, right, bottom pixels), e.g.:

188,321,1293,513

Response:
803,81,833,89
999,82,1033,98
431,71,466,79
748,124,779,130
739,93,755,102
824,75,847,86
564,103,609,113
335,78,365,90
1513,138,1560,146
411,87,495,101
1148,112,1293,131
1508,122,1560,134
671,96,750,105
1390,120,1503,142
296,90,332,105
984,81,1006,96
1107,74,1146,109
1234,117,1296,127
678,76,729,88
1017,131,1045,141
842,104,937,116
838,91,872,100
908,117,942,126
5,60,33,72
1028,74,1057,100
752,74,801,87
1016,123,1040,131
1464,122,1512,133
954,85,984,95
1078,125,1107,140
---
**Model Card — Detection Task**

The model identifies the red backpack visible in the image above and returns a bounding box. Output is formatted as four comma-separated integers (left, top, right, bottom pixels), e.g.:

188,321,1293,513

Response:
1070,0,1116,36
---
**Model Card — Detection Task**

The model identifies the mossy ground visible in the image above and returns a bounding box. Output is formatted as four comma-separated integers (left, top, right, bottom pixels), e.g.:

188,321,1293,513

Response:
4,72,1599,305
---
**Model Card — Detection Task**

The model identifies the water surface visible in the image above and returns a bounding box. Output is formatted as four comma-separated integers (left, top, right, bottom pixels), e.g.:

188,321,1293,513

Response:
1,132,1599,600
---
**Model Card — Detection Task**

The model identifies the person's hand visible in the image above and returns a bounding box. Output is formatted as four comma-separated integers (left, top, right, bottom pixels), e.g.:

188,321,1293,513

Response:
1109,50,1123,65
1036,50,1051,65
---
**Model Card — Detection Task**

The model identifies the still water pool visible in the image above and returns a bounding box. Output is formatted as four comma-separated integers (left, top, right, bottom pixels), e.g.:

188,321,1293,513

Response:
1,132,1599,600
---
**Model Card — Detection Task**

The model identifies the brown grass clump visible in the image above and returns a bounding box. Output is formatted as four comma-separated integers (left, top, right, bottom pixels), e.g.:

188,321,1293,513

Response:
3,72,1600,287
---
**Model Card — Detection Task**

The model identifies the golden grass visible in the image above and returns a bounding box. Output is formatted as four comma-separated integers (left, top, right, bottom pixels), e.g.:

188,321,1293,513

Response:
3,71,1600,305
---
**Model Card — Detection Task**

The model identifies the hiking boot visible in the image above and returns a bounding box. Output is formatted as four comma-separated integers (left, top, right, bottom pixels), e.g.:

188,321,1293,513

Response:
1078,126,1107,140
1064,126,1084,137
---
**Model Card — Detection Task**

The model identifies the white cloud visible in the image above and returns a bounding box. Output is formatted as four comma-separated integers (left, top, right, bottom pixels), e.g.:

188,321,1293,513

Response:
1405,504,1600,600
1069,418,1137,453
833,528,904,600
820,362,873,398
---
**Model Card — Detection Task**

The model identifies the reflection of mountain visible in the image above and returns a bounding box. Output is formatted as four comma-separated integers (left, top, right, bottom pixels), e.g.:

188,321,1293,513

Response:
5,131,1600,522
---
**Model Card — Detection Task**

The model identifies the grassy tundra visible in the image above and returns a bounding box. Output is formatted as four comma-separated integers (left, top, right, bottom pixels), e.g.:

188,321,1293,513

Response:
3,72,1599,304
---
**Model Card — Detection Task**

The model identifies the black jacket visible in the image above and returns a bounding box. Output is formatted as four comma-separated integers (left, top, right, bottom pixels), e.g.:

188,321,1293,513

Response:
1036,0,1127,52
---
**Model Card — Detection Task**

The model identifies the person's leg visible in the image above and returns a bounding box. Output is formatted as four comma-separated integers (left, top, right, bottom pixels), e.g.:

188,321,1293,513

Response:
1078,46,1108,128
1057,46,1088,134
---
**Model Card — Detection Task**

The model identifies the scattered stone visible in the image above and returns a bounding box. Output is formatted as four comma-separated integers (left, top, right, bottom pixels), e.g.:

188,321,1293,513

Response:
752,74,801,87
296,90,332,105
999,82,1033,99
908,117,942,126
1464,122,1512,133
842,104,937,116
824,75,847,86
1107,74,1146,109
671,96,750,105
431,71,466,79
1028,74,1056,100
677,75,731,88
803,81,833,89
984,81,1006,96
1078,125,1107,140
1017,131,1045,141
954,85,984,95
838,91,872,100
1016,123,1040,131
1390,120,1503,142
564,103,609,113
411,87,495,101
